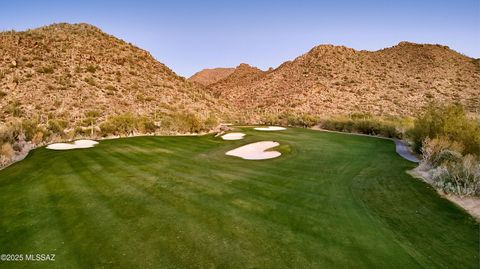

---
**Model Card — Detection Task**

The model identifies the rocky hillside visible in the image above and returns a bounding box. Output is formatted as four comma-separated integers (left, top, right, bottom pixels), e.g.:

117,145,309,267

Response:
207,42,480,118
0,23,224,128
188,67,235,86
208,64,265,92
2,23,478,128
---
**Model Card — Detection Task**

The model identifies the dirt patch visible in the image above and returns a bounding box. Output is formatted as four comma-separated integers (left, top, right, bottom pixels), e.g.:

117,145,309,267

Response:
446,195,480,221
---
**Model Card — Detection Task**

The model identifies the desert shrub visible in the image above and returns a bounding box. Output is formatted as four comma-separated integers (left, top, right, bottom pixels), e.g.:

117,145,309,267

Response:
48,119,68,134
321,118,354,132
408,103,480,154
0,121,22,144
261,112,319,127
204,115,218,130
84,77,96,86
105,85,116,92
99,113,156,136
160,112,216,133
0,142,15,166
173,112,204,133
421,137,480,196
431,154,480,196
421,138,464,167
36,66,54,74
86,110,101,118
21,118,40,141
0,143,15,159
349,112,373,120
31,131,45,145
81,110,101,135
100,113,136,136
261,114,280,126
86,65,97,73
286,113,319,127
136,117,156,134
5,100,22,117
74,127,91,137
320,116,401,138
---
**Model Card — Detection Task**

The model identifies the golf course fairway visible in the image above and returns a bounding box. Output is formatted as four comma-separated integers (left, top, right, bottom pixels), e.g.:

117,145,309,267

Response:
0,128,478,268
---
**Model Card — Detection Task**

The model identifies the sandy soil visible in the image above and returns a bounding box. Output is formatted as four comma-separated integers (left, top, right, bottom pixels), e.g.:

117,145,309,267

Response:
446,195,480,221
254,126,286,131
47,140,99,150
226,141,281,160
221,133,246,140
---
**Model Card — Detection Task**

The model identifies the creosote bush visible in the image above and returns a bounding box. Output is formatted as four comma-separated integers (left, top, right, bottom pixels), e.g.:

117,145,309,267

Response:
411,104,480,196
99,113,156,136
261,112,319,127
408,103,480,154
422,138,480,196
320,113,401,138
47,119,68,134
0,142,15,166
161,112,217,133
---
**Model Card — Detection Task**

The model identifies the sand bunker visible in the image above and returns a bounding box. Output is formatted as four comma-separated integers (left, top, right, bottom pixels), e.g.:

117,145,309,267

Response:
46,140,99,150
226,141,281,160
254,126,286,131
221,133,246,140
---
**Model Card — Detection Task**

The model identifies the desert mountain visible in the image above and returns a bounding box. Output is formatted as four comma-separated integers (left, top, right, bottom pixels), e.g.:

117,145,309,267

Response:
208,64,265,93
207,42,480,118
0,23,223,127
188,67,235,86
2,23,478,131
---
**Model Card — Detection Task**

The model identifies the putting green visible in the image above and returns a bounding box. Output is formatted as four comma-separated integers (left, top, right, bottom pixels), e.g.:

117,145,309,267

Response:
0,128,477,268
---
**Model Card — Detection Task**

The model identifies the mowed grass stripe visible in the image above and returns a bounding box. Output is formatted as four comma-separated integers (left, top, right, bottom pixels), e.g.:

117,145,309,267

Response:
86,145,270,266
0,129,477,268
47,155,141,268
91,143,306,267
350,148,478,268
93,138,352,266
71,151,215,268
97,134,428,266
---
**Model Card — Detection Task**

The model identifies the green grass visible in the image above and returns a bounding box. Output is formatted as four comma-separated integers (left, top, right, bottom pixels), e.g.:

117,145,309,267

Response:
0,128,478,268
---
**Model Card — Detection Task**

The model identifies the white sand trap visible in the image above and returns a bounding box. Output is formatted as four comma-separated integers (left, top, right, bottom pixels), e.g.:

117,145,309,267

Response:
221,133,246,140
226,141,281,160
254,126,286,131
47,140,99,150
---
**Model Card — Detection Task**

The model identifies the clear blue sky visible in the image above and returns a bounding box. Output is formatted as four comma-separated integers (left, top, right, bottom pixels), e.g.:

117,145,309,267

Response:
1,0,479,77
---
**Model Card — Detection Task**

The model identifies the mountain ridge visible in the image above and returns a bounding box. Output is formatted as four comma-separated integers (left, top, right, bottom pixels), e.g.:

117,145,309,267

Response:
188,67,235,86
1,22,479,129
0,23,225,128
203,41,479,119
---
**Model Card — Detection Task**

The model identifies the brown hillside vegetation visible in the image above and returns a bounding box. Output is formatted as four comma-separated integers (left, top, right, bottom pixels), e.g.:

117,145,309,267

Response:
207,42,480,120
209,63,266,93
1,23,479,135
0,23,224,129
188,67,235,86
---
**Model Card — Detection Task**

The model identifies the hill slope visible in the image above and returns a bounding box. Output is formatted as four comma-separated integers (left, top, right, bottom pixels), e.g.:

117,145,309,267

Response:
189,67,235,86
209,64,266,93
0,23,223,127
207,42,480,118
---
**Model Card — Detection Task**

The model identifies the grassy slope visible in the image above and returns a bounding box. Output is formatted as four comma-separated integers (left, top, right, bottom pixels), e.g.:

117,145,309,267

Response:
0,128,477,268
